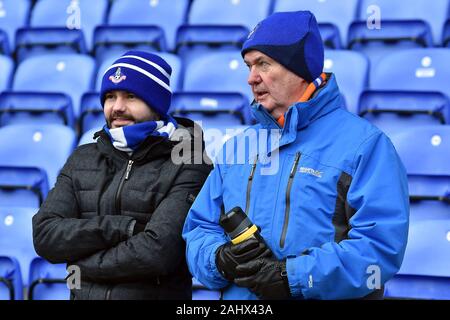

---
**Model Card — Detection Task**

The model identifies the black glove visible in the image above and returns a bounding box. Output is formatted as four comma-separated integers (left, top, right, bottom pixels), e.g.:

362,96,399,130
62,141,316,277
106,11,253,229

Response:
234,257,291,300
215,237,272,281
132,222,147,235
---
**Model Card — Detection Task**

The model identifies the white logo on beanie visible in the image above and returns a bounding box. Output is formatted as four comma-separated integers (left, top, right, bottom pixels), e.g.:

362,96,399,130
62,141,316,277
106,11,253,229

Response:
247,23,260,40
109,67,127,84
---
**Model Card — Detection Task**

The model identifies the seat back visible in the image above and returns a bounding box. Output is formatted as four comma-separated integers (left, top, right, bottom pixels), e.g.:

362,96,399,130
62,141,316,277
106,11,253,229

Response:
0,124,76,188
0,256,23,300
108,0,189,51
385,218,450,299
390,125,450,177
0,207,38,287
0,0,30,50
182,50,252,101
323,50,369,114
188,0,271,31
79,92,103,134
371,49,450,100
0,166,48,208
78,127,100,146
15,27,87,62
30,0,108,51
0,92,75,127
28,257,69,300
358,0,449,45
13,54,95,117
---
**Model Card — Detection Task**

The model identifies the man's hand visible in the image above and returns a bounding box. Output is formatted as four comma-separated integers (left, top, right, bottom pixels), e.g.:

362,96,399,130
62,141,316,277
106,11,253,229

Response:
215,238,272,281
234,257,291,300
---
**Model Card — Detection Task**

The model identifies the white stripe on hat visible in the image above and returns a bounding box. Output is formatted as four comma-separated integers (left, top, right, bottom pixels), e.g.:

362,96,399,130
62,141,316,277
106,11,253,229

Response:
119,55,170,80
105,63,172,92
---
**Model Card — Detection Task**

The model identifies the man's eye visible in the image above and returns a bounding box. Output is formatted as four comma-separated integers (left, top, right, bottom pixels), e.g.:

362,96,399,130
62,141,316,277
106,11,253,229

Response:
105,94,114,100
128,94,136,99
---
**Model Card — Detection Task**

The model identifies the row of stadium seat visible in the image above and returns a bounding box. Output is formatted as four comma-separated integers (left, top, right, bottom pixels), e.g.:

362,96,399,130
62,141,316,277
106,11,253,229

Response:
1,0,450,59
1,48,450,130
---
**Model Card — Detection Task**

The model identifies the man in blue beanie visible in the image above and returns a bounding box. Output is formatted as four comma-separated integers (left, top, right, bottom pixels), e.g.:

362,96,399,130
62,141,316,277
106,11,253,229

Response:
33,51,213,299
183,11,409,300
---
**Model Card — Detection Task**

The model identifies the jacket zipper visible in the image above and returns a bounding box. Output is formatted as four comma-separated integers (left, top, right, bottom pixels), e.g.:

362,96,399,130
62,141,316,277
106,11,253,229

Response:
115,160,134,214
245,156,258,214
280,152,301,248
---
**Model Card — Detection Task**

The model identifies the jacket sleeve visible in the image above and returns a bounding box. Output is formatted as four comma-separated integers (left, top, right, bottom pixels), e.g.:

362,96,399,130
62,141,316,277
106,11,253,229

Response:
72,161,212,282
32,151,135,264
182,164,230,290
286,132,410,299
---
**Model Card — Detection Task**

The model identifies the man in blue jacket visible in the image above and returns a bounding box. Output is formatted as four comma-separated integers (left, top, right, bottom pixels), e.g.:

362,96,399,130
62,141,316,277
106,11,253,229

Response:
182,11,409,300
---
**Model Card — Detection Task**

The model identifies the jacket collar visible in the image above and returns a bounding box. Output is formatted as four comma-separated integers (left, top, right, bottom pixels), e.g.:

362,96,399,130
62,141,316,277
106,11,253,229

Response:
250,73,344,147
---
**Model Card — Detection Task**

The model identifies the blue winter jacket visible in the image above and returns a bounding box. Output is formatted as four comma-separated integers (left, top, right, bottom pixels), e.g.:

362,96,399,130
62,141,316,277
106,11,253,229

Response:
182,74,409,300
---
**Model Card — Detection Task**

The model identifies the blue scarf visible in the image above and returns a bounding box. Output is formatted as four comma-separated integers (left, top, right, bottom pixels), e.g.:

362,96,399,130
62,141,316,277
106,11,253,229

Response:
103,116,178,153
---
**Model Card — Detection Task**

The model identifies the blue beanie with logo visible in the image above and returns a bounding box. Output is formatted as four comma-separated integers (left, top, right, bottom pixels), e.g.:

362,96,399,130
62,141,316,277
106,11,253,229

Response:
100,50,172,116
241,11,324,83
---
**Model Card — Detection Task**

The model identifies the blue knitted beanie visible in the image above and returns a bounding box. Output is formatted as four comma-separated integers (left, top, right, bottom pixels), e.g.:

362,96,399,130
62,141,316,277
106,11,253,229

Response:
100,50,172,116
242,11,324,83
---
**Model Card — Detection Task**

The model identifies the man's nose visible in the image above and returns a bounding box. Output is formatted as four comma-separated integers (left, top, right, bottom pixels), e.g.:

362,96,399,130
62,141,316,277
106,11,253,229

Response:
112,95,126,112
247,67,261,85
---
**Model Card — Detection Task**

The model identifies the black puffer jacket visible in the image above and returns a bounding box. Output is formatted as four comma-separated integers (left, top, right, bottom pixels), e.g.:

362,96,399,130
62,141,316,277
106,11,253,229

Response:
33,118,212,300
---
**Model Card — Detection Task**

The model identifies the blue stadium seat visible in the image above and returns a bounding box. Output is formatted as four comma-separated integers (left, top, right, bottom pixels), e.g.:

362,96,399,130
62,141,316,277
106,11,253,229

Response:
0,55,13,93
78,127,100,146
0,124,76,188
107,0,190,52
323,50,369,114
273,0,359,47
182,50,252,101
0,256,23,300
29,0,108,52
175,25,249,61
390,125,450,218
385,125,450,299
188,0,271,32
370,49,450,99
444,20,450,47
0,166,49,208
15,27,87,62
0,0,31,53
79,92,103,134
391,125,450,174
192,277,220,300
170,92,251,127
0,207,38,288
13,54,95,118
0,92,75,127
28,257,69,300
384,218,450,299
93,25,166,63
348,21,433,75
358,91,450,138
317,23,342,50
358,0,449,45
